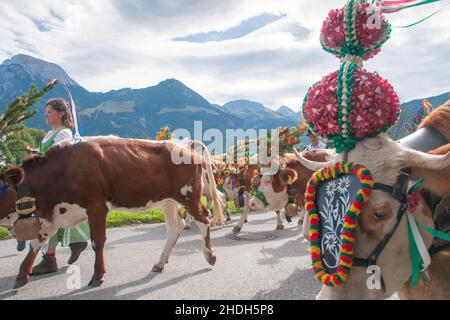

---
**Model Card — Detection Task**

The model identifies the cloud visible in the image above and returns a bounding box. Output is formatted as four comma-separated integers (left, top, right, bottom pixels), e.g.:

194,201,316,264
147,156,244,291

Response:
173,13,287,43
0,0,449,111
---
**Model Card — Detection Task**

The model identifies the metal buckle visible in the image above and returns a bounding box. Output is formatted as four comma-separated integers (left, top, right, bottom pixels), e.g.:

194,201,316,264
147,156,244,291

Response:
15,197,37,216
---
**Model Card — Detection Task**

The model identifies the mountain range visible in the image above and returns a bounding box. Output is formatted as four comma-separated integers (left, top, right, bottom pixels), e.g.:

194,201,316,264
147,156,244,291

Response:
0,55,300,139
0,54,448,140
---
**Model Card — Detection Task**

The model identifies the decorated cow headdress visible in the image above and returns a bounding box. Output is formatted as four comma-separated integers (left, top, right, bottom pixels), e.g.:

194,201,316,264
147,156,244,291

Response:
301,0,447,287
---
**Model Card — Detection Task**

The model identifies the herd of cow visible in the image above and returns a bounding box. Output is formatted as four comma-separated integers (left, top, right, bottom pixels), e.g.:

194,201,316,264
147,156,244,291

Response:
0,101,450,300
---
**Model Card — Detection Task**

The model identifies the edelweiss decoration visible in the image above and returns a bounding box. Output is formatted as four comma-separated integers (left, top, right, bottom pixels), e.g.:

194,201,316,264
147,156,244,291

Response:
305,162,374,286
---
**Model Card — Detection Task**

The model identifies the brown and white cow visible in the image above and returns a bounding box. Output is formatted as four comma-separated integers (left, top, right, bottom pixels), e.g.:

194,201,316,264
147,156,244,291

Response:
0,137,224,289
296,101,450,300
248,150,333,228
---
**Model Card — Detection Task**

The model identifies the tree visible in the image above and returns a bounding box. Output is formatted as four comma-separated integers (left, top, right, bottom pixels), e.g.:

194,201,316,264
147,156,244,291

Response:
0,80,57,170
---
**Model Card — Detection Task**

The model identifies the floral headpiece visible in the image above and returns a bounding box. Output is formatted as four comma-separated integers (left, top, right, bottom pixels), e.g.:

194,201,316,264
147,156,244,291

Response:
302,0,400,153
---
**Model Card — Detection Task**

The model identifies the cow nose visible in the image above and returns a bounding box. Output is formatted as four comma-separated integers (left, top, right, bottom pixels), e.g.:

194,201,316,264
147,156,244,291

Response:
249,200,256,208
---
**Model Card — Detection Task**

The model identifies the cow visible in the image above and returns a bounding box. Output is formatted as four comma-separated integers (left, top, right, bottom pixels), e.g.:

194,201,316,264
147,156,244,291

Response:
295,101,450,300
0,137,224,289
248,150,333,228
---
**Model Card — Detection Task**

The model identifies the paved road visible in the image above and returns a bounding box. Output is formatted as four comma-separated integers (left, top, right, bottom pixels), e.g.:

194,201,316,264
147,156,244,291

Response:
0,211,322,300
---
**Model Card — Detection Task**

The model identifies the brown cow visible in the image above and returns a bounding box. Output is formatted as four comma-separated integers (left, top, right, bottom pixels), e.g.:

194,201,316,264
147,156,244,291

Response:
248,150,332,228
296,101,450,299
0,137,223,289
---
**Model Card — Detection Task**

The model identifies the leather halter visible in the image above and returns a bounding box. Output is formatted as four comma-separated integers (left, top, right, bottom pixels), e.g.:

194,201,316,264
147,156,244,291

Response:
352,168,412,292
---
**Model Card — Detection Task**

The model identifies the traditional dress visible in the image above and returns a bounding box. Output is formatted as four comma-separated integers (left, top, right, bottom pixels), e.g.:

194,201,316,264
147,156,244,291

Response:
39,128,90,249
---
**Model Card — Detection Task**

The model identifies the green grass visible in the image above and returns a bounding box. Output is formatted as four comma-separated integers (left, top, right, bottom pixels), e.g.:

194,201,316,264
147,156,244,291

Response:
0,227,12,240
106,209,165,228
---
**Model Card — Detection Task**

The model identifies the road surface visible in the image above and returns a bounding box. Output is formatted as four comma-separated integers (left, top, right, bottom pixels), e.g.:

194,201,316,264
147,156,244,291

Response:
0,211,327,300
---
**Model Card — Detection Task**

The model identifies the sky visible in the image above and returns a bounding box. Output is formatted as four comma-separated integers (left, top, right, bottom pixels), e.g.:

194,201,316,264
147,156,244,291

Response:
0,0,449,111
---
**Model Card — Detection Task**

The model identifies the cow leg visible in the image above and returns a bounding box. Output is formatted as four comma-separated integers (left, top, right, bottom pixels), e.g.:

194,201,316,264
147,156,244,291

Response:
275,210,284,230
87,207,108,287
152,200,185,273
225,208,232,222
14,220,59,289
298,207,306,226
192,206,216,267
233,192,250,233
184,212,192,230
302,213,310,240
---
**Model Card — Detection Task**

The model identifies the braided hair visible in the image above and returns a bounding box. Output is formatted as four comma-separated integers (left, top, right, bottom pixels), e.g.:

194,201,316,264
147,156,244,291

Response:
45,98,74,129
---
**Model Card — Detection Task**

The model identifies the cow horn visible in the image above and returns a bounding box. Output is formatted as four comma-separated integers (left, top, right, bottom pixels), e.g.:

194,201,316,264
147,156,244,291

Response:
404,149,450,170
293,147,334,171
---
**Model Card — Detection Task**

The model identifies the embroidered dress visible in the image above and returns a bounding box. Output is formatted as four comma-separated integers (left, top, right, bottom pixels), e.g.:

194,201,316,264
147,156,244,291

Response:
39,128,90,249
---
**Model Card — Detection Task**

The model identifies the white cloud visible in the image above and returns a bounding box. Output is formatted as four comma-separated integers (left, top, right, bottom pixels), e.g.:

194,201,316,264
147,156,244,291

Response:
0,0,449,111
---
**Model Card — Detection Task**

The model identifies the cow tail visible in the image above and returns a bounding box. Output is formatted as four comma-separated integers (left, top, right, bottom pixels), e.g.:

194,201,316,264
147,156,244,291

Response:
194,141,225,226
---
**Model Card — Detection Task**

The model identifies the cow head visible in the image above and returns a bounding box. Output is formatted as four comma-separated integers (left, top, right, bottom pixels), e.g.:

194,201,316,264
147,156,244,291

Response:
249,162,298,212
249,150,334,212
0,167,25,227
297,134,450,300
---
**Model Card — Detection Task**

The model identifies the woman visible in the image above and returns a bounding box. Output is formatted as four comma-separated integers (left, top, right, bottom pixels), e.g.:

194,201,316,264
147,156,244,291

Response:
30,98,90,275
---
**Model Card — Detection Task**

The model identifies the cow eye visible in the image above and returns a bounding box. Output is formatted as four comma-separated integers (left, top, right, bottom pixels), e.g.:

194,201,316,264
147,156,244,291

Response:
373,211,385,220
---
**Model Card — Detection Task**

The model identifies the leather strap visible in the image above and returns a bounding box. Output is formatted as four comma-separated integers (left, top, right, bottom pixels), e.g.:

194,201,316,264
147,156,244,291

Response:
351,168,411,293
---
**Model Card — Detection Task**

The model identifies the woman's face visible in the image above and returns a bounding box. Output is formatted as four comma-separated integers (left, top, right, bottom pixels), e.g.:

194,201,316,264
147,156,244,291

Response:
45,105,63,127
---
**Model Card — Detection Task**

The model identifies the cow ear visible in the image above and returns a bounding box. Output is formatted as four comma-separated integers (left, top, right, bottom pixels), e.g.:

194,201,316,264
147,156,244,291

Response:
4,167,25,187
279,168,298,186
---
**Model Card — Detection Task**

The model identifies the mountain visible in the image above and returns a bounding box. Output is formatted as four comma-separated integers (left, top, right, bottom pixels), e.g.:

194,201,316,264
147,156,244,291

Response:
276,106,297,118
0,55,299,138
222,100,298,129
390,92,450,139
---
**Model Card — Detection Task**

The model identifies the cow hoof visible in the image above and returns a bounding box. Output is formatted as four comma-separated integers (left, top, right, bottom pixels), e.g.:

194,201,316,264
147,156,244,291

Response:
276,224,285,231
88,278,104,287
232,226,241,234
13,278,29,289
184,225,191,230
207,254,217,266
152,265,164,273
226,216,232,222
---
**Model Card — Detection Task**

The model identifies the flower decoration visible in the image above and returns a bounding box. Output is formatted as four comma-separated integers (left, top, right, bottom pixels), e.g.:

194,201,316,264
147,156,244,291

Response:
277,126,303,155
303,68,399,152
304,162,374,286
321,1,391,61
302,0,402,153
155,126,174,141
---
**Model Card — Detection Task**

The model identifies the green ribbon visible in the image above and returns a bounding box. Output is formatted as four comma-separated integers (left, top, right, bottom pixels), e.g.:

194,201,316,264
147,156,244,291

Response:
253,191,269,207
408,218,450,288
407,218,423,288
418,222,450,242
393,6,447,28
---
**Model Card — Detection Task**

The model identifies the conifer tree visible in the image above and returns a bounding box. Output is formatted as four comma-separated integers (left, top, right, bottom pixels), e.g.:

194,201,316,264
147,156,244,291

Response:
0,80,57,168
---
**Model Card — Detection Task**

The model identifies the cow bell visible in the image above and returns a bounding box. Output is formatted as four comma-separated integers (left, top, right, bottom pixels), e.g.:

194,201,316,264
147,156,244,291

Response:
285,203,299,217
14,215,40,241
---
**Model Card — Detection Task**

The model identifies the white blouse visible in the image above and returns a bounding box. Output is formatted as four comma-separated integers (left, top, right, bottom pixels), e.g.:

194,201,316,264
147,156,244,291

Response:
42,128,73,145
